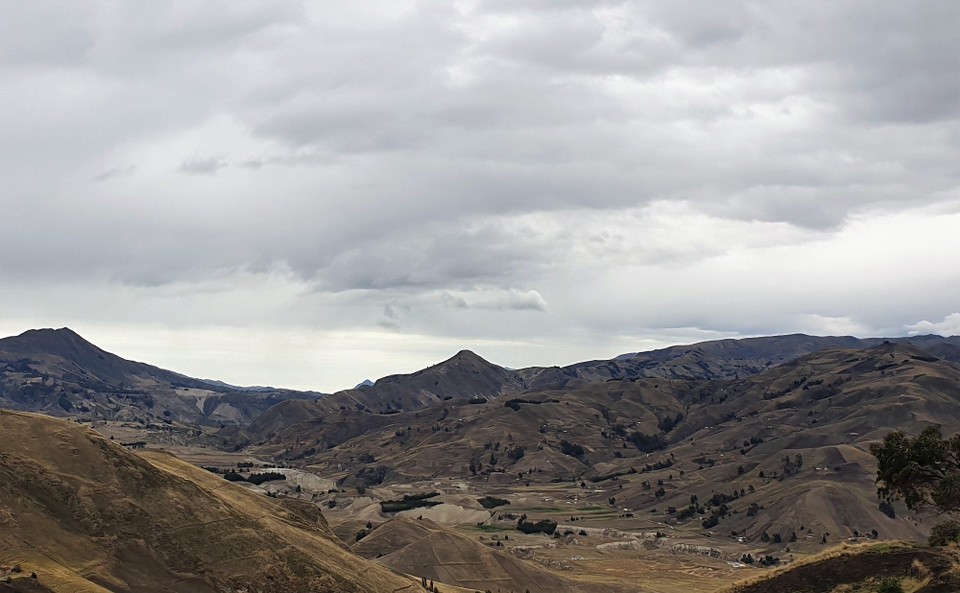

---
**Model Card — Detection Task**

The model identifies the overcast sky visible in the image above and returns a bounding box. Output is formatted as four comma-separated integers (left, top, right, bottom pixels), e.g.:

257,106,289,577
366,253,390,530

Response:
2,1,958,391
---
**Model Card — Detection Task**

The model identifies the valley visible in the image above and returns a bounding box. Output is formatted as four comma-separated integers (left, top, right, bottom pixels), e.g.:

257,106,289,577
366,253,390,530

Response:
3,328,960,592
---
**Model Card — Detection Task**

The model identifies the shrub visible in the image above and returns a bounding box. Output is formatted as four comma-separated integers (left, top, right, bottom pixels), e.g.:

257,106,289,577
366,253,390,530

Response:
478,496,510,509
628,432,667,453
878,500,896,519
381,492,441,513
506,446,525,461
876,577,903,593
559,440,585,458
516,514,558,535
758,555,780,567
928,519,960,547
246,472,286,485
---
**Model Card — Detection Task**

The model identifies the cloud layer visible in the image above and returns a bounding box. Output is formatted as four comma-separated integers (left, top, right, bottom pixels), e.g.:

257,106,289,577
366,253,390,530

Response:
1,1,958,390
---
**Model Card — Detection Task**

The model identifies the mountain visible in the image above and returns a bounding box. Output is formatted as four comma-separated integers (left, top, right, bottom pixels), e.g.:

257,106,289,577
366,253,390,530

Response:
333,349,528,412
6,329,960,591
239,332,960,455
241,341,960,548
0,409,413,593
235,349,529,445
0,328,319,426
519,333,960,386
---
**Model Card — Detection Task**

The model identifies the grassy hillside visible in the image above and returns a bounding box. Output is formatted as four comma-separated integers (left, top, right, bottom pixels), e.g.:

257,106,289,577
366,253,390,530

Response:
718,543,960,593
0,410,413,593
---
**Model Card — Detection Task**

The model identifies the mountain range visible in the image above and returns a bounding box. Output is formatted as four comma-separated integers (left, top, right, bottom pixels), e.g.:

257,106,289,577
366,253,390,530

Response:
3,327,960,592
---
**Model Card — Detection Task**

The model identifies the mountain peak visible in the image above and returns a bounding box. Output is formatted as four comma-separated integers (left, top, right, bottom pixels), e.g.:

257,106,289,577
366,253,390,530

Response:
19,326,80,338
2,326,98,353
449,349,489,364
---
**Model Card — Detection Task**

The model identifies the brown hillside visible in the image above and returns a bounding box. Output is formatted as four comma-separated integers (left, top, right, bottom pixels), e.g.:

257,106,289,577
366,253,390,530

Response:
718,543,960,593
241,343,960,550
356,516,626,593
0,410,412,593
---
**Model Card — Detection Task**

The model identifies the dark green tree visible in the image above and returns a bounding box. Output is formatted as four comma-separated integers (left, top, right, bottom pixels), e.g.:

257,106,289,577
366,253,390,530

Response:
871,426,960,513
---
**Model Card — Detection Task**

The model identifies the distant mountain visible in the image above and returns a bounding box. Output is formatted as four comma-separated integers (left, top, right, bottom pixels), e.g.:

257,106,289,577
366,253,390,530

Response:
0,410,411,593
243,339,960,547
237,349,528,445
354,379,375,389
337,349,528,411
0,327,319,426
200,378,278,392
242,332,960,444
519,333,960,387
0,327,210,388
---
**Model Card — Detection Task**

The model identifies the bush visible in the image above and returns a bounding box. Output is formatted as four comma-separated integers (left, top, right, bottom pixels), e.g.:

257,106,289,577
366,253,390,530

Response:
928,519,960,547
478,496,510,509
878,500,896,519
380,492,441,513
877,577,904,593
559,440,585,458
628,431,667,453
246,472,286,485
515,513,558,535
517,519,558,535
506,446,525,461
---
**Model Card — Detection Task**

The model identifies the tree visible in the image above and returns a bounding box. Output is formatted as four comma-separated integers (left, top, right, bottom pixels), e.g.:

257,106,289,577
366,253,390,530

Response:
928,519,960,547
871,426,960,513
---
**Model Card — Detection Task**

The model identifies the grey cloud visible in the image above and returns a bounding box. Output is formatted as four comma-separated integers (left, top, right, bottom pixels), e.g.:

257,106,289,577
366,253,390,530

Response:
441,288,548,312
0,0,958,387
0,3,95,67
179,156,229,175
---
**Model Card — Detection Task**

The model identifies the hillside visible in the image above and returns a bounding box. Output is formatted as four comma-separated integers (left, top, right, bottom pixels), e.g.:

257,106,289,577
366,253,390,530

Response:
718,543,960,593
241,333,960,446
0,410,412,593
353,516,624,593
5,331,960,592
241,341,960,549
0,328,318,426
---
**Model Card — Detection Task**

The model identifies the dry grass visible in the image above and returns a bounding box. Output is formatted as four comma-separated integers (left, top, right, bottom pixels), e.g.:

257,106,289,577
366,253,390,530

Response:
0,410,416,593
715,542,906,593
715,540,960,593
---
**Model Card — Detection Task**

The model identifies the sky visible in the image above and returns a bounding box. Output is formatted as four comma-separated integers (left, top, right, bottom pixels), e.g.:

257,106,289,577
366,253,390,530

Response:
1,1,959,392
